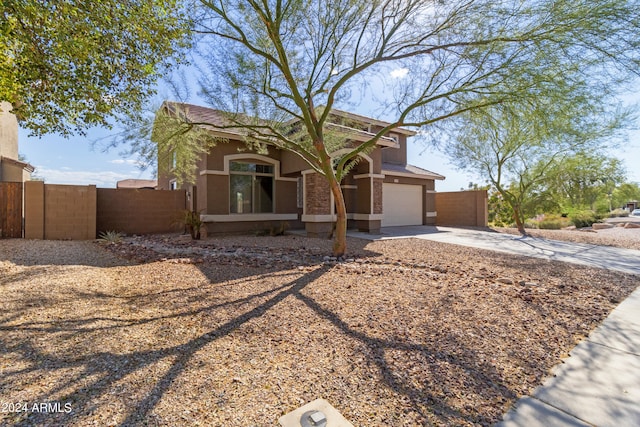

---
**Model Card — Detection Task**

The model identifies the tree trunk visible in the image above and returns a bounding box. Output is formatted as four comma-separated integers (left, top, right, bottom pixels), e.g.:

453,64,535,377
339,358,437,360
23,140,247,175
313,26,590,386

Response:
512,205,527,235
328,174,347,258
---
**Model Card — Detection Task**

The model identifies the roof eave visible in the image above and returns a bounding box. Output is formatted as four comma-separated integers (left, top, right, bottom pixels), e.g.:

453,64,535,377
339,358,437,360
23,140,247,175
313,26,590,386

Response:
381,168,446,181
330,109,418,136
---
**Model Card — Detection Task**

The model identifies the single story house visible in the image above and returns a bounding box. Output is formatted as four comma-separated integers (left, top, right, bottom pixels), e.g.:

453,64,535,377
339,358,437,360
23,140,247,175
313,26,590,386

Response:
156,102,445,237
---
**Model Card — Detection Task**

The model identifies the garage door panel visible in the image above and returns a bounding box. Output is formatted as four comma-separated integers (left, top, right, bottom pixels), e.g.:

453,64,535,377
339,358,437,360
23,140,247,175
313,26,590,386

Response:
382,183,422,226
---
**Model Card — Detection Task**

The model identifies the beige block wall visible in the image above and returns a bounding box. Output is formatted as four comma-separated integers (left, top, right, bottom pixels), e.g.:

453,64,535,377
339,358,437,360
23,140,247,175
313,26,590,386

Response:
24,181,44,239
45,184,97,240
96,188,186,235
435,190,488,227
26,183,189,239
25,182,97,240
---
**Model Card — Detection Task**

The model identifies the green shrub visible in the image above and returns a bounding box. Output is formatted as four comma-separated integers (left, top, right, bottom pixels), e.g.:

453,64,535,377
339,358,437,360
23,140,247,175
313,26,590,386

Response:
523,214,572,230
98,230,123,243
569,210,600,228
608,208,629,218
269,221,289,236
174,210,204,240
538,214,572,229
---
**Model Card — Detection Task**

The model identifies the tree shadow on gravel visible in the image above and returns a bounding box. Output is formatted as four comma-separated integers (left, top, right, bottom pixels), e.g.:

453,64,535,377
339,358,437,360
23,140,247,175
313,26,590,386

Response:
293,291,517,425
0,264,332,426
1,263,518,427
0,235,555,426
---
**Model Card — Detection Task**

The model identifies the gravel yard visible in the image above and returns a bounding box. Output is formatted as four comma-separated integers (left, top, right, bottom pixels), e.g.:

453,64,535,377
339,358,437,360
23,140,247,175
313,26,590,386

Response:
1,231,638,426
495,224,640,251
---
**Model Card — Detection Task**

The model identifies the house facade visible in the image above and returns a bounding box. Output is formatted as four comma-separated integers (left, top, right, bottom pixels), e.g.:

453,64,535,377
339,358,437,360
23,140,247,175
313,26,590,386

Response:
0,101,34,183
156,103,444,236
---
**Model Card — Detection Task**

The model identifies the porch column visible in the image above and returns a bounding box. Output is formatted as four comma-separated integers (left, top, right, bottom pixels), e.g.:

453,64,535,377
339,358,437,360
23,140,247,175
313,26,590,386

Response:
353,173,384,233
301,170,334,237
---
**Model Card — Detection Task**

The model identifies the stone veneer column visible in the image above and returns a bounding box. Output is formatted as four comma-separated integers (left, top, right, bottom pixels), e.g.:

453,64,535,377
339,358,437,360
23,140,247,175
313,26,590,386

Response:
301,171,334,237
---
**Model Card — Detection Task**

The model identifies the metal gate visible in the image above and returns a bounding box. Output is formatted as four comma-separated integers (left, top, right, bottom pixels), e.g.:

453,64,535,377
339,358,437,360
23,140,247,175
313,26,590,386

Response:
0,182,23,238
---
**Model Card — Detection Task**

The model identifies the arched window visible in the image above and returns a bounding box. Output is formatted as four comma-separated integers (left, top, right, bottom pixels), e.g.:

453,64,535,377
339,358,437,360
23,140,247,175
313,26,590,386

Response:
229,161,274,213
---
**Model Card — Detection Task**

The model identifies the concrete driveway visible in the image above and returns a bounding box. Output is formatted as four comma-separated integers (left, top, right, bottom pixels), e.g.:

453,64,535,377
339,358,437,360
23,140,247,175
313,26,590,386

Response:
348,225,640,275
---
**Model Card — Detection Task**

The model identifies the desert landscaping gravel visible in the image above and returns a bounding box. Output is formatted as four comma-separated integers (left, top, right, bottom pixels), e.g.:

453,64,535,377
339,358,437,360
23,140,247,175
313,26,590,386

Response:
495,223,640,251
1,229,638,426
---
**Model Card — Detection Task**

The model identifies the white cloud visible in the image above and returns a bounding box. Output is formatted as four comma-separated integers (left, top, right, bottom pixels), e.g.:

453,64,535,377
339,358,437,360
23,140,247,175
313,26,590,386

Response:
390,68,409,79
33,166,152,188
109,159,139,165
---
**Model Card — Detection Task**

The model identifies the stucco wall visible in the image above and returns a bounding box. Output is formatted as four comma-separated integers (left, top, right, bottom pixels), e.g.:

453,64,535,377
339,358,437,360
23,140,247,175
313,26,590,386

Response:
1,162,26,182
0,101,18,160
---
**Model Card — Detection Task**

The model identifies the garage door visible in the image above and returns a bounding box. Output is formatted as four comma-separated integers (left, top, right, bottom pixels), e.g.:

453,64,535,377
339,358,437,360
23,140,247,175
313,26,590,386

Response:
382,183,423,226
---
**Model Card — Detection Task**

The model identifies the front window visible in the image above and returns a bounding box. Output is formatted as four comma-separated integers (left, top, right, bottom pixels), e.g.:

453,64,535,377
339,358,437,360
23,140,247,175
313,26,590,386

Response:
229,161,274,213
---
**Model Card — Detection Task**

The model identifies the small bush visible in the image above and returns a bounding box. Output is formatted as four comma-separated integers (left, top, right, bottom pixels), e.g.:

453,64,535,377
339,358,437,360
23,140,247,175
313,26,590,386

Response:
608,208,629,218
538,214,572,229
269,221,289,236
523,214,572,230
569,210,600,228
174,210,203,240
98,230,123,243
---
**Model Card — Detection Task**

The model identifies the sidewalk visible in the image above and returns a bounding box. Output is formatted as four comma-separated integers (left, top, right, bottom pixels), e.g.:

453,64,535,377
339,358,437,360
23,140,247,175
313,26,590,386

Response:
348,226,640,426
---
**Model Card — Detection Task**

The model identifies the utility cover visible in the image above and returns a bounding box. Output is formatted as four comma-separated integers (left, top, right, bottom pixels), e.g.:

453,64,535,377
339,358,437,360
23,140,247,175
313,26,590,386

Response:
278,399,354,427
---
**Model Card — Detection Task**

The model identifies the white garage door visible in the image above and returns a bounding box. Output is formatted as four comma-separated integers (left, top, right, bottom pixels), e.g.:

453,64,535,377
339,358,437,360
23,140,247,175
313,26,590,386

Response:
382,183,423,227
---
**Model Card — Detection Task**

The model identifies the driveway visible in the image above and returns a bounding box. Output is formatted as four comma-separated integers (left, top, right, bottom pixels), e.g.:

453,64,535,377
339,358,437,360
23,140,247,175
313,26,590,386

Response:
348,225,640,275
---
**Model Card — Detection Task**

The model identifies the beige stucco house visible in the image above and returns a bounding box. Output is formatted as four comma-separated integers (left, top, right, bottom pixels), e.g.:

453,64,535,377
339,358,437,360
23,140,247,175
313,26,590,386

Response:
0,101,34,182
156,102,444,236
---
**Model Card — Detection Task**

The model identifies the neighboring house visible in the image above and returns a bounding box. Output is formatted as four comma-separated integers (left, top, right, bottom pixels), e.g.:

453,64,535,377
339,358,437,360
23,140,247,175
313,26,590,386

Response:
156,102,445,236
116,179,158,190
0,101,34,182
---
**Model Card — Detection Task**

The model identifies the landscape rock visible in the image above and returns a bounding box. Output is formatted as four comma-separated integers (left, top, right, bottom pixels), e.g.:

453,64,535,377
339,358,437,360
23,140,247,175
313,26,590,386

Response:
592,223,614,230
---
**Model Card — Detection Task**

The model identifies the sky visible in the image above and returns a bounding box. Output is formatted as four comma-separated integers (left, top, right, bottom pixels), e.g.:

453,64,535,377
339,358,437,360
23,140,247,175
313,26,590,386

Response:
16,74,640,192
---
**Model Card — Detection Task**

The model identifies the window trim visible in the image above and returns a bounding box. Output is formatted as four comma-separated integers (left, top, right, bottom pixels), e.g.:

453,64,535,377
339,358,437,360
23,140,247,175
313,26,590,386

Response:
229,160,275,214
199,153,298,182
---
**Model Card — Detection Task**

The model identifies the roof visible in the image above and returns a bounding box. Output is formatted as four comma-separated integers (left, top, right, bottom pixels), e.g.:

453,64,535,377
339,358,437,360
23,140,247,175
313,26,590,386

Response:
161,102,403,148
0,156,35,173
164,102,243,128
329,109,417,136
382,162,446,180
116,179,158,189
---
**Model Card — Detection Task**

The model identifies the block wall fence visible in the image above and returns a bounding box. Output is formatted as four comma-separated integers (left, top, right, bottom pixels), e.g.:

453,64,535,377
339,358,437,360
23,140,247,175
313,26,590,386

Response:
435,190,488,227
24,181,186,240
20,181,486,240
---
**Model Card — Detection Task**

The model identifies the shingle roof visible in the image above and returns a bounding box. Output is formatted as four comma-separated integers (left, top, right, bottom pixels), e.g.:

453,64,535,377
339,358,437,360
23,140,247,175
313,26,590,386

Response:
163,102,250,135
382,162,445,180
162,102,401,147
329,109,417,136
